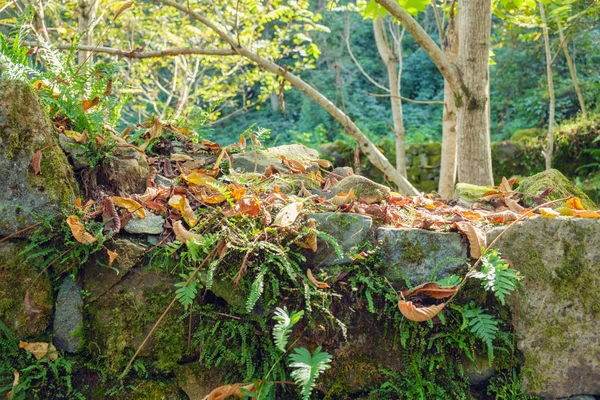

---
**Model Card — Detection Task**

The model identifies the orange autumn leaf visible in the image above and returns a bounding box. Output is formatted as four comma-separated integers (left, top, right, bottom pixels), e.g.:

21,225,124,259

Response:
296,220,317,252
66,215,97,244
280,156,306,173
31,150,42,175
539,207,560,218
398,301,446,322
82,97,99,111
571,209,600,219
307,268,330,289
234,196,260,217
456,222,486,259
107,249,118,266
200,139,222,153
201,383,255,400
172,220,202,243
200,191,227,205
331,188,355,206
230,184,246,201
168,195,198,227
19,341,58,361
311,159,333,169
566,197,586,210
110,196,146,219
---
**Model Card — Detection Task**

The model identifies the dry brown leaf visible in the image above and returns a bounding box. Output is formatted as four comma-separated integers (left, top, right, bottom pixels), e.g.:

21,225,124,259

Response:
200,139,222,153
235,196,261,217
330,188,355,206
311,159,333,169
102,197,121,234
107,249,118,267
19,341,58,361
398,301,446,322
485,210,519,223
113,0,133,21
505,198,525,213
456,222,486,259
168,195,198,227
111,196,146,219
172,220,202,243
295,220,317,252
307,268,329,288
170,153,194,162
66,215,97,244
181,172,218,186
7,370,19,399
31,150,42,175
280,156,306,173
201,383,254,400
273,202,303,227
82,97,99,111
403,282,458,300
566,197,586,210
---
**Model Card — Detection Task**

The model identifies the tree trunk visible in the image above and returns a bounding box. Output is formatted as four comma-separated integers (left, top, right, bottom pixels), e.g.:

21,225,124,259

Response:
438,8,459,198
22,0,50,41
455,0,494,186
557,20,586,119
373,17,407,178
540,3,555,170
158,0,419,195
78,0,99,65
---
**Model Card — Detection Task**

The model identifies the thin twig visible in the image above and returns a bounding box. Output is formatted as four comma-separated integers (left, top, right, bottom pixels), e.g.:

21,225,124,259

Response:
367,92,445,105
0,222,42,243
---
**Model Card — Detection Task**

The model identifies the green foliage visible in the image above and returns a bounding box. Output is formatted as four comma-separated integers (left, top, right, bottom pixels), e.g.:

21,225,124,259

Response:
459,303,500,364
288,346,332,400
471,250,523,305
272,307,304,352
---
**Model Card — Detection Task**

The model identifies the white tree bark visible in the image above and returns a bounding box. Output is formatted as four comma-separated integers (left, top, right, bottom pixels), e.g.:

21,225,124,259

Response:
540,3,555,170
373,17,407,177
156,0,419,195
437,4,459,198
557,20,587,119
78,0,99,65
455,0,494,185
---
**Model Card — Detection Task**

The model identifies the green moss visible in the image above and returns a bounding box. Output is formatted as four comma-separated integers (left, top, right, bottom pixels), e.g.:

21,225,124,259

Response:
124,380,182,400
399,239,426,264
511,128,544,142
518,169,597,210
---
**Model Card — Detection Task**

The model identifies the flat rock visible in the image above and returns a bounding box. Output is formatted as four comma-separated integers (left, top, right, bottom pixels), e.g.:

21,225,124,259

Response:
124,213,165,235
330,175,391,204
53,276,83,353
307,212,373,266
487,217,600,398
453,183,494,208
377,228,468,285
231,144,319,174
0,80,78,237
83,239,146,302
109,147,150,195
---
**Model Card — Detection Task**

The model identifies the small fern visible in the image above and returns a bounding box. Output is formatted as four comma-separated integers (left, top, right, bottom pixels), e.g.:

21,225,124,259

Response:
246,267,267,313
288,346,332,400
460,303,499,363
470,249,522,305
272,307,304,352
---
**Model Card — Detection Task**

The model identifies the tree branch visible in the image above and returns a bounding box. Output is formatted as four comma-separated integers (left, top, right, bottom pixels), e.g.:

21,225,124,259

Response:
22,41,238,57
367,92,444,105
375,0,462,95
154,0,418,195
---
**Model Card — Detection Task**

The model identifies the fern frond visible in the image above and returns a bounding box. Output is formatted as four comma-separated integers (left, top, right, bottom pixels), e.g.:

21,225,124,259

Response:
288,346,332,400
272,307,304,352
461,304,498,363
246,267,266,313
470,249,522,305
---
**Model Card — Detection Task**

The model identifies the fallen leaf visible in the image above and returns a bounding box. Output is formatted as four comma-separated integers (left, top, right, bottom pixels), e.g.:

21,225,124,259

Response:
170,154,194,162
307,268,329,288
456,222,486,259
19,341,58,361
273,202,303,227
113,0,133,21
280,156,306,173
7,370,19,399
398,301,446,322
311,159,333,169
102,197,121,234
168,195,198,227
235,196,260,217
111,196,146,219
66,215,97,244
566,197,586,210
485,210,519,223
107,249,118,267
330,188,355,206
402,282,458,299
505,198,525,213
200,139,222,153
571,209,600,219
296,220,317,251
181,172,218,186
230,184,246,201
31,150,43,175
172,220,202,243
82,97,99,111
556,206,573,216
201,383,255,400
539,207,560,218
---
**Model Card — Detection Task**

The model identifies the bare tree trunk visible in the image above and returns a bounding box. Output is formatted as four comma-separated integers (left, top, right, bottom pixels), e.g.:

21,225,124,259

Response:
438,6,459,198
557,20,586,119
540,3,555,170
456,0,494,185
373,17,407,177
78,0,98,65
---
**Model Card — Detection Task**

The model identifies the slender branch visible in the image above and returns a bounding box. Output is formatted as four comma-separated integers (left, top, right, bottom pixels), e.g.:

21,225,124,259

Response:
431,0,444,43
22,41,238,57
375,0,462,95
367,92,444,105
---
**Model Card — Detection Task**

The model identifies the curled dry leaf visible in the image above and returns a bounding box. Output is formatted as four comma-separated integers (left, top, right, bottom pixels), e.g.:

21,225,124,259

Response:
107,249,118,267
170,153,194,162
455,222,486,259
64,130,87,143
330,188,355,206
485,210,519,223
505,198,525,213
402,282,458,299
66,215,97,244
397,282,456,322
172,220,202,243
82,97,99,111
295,220,317,252
280,156,306,173
307,268,330,289
311,159,333,169
566,197,586,210
113,0,133,21
111,196,146,219
235,196,260,217
398,301,446,323
202,383,255,400
273,202,303,227
19,341,58,361
31,150,43,175
168,195,198,227
7,370,19,399
102,197,121,234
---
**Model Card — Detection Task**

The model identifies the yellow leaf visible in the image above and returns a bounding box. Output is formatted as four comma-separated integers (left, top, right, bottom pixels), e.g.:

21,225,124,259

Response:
19,341,58,361
168,195,198,227
64,130,87,143
110,196,146,219
181,172,218,186
273,202,303,227
307,268,329,288
556,206,573,216
566,197,586,210
107,249,118,266
571,209,600,219
66,215,97,244
539,207,560,218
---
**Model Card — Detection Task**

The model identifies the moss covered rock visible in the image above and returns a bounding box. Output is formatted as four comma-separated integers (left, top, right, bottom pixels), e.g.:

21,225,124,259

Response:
453,183,495,208
0,241,53,337
487,217,600,398
0,80,78,237
330,175,391,204
518,168,597,210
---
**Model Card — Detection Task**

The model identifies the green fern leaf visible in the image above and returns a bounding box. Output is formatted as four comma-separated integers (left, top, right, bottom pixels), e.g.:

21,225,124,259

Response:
471,249,522,305
462,304,498,363
272,307,304,352
246,268,266,313
288,346,332,400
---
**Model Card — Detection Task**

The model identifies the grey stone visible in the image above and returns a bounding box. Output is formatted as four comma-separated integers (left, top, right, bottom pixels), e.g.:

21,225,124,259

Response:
83,239,146,302
176,364,227,400
53,276,83,353
0,80,79,237
58,134,89,170
330,166,354,179
124,213,165,235
109,146,150,195
231,144,319,174
487,217,600,398
307,212,373,266
330,175,391,204
154,174,172,187
462,354,495,385
377,227,468,285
